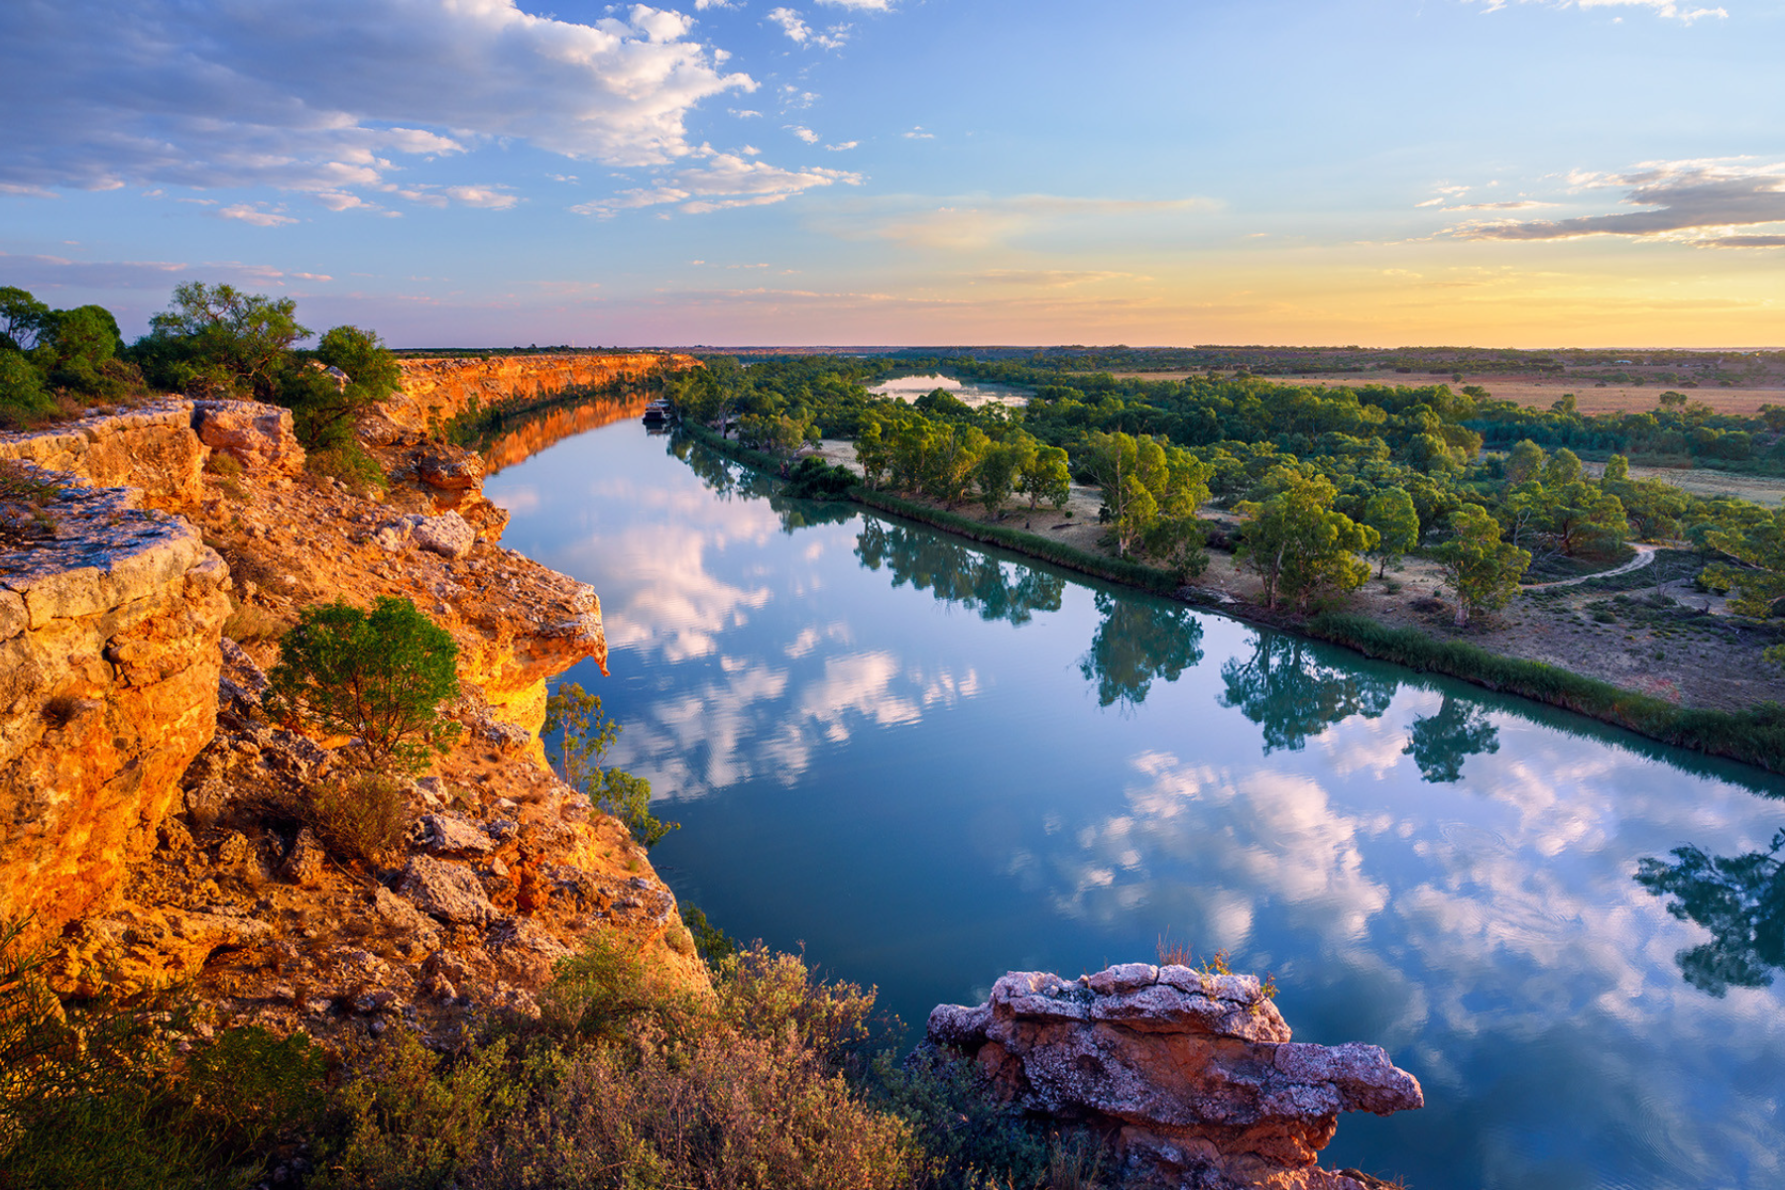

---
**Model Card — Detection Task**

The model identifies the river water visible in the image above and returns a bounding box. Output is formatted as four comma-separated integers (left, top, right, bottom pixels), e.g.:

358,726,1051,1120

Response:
484,415,1785,1190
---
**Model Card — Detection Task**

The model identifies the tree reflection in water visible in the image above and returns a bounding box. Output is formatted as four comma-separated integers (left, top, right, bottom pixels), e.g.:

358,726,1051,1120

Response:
854,517,1066,627
1219,635,1397,753
1637,828,1785,996
1403,695,1500,783
1077,591,1204,708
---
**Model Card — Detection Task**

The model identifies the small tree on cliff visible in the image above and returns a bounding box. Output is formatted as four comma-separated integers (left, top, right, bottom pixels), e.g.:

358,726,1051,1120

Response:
545,682,677,848
266,596,461,773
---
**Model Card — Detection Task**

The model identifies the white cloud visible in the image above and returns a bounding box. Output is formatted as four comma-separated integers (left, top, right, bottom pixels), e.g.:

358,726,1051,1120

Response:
768,7,812,40
1472,0,1728,21
0,1,753,196
572,152,862,216
218,204,298,227
818,0,895,8
766,6,849,48
787,125,822,144
442,185,520,210
1451,159,1785,248
825,141,859,151
902,126,935,139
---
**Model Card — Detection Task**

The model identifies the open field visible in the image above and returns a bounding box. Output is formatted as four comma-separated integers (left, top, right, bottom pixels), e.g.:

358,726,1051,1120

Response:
1096,367,1785,417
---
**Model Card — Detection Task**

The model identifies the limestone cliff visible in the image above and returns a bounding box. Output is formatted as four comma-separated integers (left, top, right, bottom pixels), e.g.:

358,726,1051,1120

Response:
0,386,704,1026
386,352,698,437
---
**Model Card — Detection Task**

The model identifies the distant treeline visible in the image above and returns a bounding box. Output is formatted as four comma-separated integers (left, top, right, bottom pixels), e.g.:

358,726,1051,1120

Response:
667,353,1785,644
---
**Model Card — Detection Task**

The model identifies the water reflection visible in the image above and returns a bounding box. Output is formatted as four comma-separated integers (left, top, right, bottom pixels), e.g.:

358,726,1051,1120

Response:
854,517,1066,627
1403,695,1501,784
1637,828,1785,996
1219,636,1398,753
1077,591,1204,708
485,416,1785,1189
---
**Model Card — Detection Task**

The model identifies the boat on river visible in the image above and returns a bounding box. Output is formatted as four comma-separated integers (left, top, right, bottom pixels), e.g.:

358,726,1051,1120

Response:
642,399,674,425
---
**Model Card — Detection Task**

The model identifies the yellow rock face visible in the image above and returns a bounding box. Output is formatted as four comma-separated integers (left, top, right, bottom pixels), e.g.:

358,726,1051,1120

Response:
0,481,229,938
387,353,700,437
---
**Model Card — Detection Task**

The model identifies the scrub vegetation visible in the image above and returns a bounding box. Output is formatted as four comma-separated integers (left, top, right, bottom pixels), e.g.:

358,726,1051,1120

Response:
0,922,1109,1190
0,283,399,488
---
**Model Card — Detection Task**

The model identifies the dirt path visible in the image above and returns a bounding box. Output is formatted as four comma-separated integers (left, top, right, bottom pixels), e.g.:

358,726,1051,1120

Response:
1524,543,1659,590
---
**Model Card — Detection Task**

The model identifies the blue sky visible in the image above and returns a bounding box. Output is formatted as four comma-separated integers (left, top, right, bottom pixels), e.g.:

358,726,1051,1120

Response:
3,0,1782,346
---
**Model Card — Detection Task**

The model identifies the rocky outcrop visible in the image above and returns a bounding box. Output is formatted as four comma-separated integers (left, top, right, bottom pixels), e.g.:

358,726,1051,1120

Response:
0,472,229,936
386,353,698,437
0,403,208,511
926,964,1423,1190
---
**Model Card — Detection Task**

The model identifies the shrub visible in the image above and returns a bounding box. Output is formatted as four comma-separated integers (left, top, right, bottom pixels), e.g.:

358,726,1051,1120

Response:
0,918,323,1189
305,773,411,867
680,904,738,967
306,439,389,494
267,596,461,773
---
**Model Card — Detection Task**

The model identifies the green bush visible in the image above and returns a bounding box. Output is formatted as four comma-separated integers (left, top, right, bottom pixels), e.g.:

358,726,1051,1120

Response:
267,596,461,773
306,439,389,494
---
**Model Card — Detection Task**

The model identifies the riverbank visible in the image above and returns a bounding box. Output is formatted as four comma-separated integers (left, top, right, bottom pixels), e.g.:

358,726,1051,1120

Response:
683,423,1785,774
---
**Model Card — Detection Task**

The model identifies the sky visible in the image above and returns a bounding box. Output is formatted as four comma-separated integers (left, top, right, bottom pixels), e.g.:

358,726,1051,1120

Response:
3,0,1783,348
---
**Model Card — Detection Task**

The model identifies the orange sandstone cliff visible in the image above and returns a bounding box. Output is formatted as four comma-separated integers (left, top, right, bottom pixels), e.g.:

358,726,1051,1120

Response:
0,378,705,1031
385,352,698,437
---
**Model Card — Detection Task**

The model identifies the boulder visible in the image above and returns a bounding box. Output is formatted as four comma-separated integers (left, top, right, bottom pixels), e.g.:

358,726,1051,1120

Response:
415,813,496,856
49,907,273,997
190,401,305,476
410,512,475,559
925,965,1423,1190
397,855,498,926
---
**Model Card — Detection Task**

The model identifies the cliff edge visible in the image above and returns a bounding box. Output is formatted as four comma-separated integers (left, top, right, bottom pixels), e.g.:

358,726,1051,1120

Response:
0,388,705,1039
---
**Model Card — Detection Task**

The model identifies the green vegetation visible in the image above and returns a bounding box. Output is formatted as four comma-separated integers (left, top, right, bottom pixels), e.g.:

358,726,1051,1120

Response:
266,596,462,774
545,682,678,848
0,917,1110,1190
666,354,1785,678
0,283,401,474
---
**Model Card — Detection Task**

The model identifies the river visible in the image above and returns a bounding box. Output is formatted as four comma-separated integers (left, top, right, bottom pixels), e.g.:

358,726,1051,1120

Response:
484,414,1785,1190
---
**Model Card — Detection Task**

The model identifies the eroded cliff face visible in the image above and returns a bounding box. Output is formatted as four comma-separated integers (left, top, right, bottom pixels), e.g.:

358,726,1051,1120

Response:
386,353,697,437
927,964,1423,1190
0,389,703,1017
0,474,228,935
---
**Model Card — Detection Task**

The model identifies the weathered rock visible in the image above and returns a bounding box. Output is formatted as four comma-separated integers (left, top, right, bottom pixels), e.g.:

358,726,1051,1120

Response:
0,477,230,934
190,400,305,475
926,966,1423,1190
384,353,699,437
49,906,273,997
409,511,476,559
486,916,574,985
281,828,327,886
415,813,496,856
0,403,206,510
397,855,498,925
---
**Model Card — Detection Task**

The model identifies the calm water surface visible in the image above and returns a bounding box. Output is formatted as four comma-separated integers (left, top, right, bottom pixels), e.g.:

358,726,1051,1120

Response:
486,417,1785,1190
